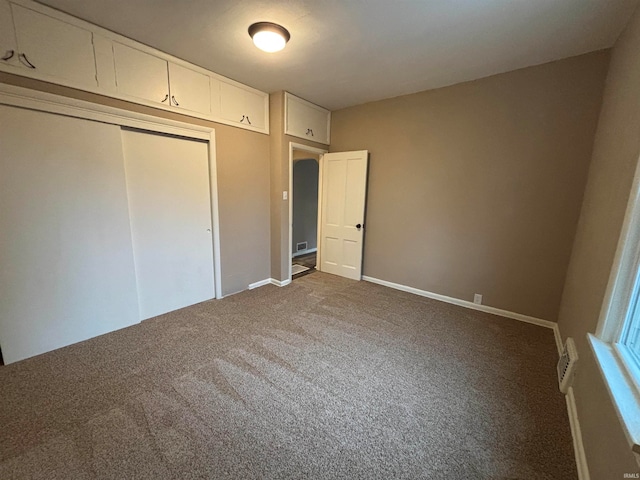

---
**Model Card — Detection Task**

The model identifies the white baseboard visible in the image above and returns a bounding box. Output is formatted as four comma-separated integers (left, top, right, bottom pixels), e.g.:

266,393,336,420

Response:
248,278,272,290
566,386,590,480
248,278,292,289
552,323,563,356
293,247,317,258
362,275,556,329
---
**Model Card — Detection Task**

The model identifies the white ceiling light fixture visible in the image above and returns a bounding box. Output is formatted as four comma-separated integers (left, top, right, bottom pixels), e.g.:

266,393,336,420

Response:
248,22,290,53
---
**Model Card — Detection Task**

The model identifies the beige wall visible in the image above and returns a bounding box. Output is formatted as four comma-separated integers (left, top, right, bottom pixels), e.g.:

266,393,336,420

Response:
269,91,328,281
557,4,640,477
0,72,271,297
330,51,609,321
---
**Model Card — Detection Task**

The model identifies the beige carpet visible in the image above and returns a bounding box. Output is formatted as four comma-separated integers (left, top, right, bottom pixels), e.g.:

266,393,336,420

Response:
0,272,576,479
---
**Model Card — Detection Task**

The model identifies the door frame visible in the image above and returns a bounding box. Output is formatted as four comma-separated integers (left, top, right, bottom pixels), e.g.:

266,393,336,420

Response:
0,82,223,299
288,141,328,283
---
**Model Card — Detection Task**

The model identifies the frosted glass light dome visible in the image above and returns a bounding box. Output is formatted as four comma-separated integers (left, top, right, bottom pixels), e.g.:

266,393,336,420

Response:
249,22,290,53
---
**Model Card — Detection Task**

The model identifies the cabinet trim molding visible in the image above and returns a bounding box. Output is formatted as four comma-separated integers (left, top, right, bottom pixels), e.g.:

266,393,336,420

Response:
0,81,223,299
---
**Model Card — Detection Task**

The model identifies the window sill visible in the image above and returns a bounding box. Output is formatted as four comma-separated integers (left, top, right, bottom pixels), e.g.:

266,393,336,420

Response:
588,333,640,466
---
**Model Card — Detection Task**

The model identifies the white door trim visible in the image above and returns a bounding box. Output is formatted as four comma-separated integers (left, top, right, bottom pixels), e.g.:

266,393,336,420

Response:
288,142,328,283
0,82,223,299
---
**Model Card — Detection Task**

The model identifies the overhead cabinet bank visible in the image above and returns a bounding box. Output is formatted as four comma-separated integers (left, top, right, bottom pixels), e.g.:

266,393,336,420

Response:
0,0,269,134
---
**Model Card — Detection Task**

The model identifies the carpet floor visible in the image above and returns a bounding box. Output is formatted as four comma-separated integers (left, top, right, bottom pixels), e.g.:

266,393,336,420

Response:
0,272,576,479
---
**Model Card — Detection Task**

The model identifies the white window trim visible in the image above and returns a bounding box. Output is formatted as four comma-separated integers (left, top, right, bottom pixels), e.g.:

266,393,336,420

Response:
590,152,640,465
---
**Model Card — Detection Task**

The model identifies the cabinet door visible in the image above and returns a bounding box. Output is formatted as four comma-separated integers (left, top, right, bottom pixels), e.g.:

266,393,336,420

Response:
168,62,210,115
219,80,267,130
210,76,221,118
0,0,18,67
93,33,116,92
11,4,97,87
219,81,247,125
285,93,331,145
243,88,266,130
113,42,169,105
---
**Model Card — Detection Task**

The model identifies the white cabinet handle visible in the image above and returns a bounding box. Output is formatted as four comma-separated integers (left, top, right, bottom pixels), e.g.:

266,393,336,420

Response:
161,94,169,103
171,95,179,106
1,50,14,61
19,53,35,69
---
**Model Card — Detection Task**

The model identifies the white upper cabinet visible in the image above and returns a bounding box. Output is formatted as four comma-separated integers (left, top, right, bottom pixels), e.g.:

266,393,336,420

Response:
219,80,268,132
10,3,97,88
113,42,169,105
168,62,210,115
0,0,18,67
285,92,331,145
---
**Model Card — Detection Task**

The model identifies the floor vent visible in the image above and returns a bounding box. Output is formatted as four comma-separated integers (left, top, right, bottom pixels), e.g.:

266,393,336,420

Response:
557,337,578,394
296,242,308,252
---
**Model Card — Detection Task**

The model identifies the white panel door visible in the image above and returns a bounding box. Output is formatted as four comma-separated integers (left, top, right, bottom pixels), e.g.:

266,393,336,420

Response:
168,62,210,115
121,129,214,320
113,42,169,105
320,150,368,280
11,4,97,87
0,105,140,364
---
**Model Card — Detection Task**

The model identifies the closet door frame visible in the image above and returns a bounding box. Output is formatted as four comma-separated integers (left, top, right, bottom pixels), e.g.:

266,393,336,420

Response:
0,82,223,299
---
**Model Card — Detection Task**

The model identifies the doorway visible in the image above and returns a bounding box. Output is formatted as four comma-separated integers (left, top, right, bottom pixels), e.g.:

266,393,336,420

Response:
292,155,319,277
288,143,328,281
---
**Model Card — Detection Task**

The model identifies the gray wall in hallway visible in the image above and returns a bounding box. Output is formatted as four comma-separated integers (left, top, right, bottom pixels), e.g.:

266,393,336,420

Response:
292,158,319,254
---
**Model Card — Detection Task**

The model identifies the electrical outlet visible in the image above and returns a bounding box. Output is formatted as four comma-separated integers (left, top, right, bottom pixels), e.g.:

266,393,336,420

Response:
473,294,482,305
283,191,288,200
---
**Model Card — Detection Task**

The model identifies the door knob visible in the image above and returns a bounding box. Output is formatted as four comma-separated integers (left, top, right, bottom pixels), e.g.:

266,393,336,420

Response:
356,224,362,230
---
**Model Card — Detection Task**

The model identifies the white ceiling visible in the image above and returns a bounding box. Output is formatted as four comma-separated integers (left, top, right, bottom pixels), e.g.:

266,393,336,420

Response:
37,0,638,111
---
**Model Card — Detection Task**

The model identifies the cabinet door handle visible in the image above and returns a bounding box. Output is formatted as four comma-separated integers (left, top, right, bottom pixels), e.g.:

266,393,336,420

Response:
161,94,169,103
306,128,314,137
240,115,245,123
1,50,14,61
245,115,252,125
171,95,179,106
19,53,35,69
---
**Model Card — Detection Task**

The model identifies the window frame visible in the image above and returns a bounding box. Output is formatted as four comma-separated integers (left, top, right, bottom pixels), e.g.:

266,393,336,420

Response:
590,157,640,464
